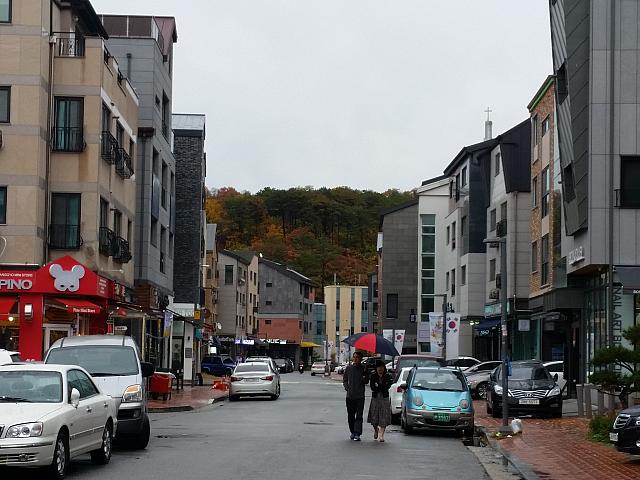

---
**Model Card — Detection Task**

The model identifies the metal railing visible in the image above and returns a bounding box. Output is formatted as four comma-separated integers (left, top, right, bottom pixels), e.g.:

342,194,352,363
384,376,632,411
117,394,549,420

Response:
99,227,115,256
52,126,84,152
113,237,132,263
49,224,81,249
101,131,118,164
54,33,85,57
115,148,133,179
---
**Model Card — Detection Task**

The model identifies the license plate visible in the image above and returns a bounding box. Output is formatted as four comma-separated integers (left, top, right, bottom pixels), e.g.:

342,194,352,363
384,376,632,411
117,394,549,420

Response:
433,413,450,422
519,399,540,405
610,432,618,442
244,378,260,382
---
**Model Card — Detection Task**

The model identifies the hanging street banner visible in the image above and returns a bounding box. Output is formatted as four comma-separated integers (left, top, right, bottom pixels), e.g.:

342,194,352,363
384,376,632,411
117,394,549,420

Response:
445,313,461,360
428,313,444,356
394,330,405,355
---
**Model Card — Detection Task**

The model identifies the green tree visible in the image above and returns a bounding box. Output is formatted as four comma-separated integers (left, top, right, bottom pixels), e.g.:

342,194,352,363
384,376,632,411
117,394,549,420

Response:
590,325,640,408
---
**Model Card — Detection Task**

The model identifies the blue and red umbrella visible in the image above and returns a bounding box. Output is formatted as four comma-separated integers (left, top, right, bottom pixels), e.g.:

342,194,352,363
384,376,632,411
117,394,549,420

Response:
342,333,399,357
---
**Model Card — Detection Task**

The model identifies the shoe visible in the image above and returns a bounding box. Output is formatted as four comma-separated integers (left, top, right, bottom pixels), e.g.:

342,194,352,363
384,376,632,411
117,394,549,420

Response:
354,435,361,441
379,438,385,443
373,430,378,440
350,434,355,440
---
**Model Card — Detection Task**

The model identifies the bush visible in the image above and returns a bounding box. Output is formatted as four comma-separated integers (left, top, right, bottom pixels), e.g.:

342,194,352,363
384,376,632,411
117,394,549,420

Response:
588,414,616,443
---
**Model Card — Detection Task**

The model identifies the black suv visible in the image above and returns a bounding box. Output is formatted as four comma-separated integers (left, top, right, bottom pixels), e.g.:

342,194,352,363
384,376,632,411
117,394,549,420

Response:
487,360,562,418
610,406,640,454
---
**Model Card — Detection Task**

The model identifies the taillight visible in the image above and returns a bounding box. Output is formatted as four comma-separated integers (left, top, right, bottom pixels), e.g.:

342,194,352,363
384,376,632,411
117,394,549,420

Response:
230,376,241,382
261,375,274,381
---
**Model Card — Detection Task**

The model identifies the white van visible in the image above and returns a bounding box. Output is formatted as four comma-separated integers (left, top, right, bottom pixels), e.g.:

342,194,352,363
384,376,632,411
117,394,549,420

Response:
45,335,155,449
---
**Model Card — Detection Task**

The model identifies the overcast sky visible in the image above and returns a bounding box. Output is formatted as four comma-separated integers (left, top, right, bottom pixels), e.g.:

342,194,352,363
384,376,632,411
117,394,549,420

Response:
92,1,551,193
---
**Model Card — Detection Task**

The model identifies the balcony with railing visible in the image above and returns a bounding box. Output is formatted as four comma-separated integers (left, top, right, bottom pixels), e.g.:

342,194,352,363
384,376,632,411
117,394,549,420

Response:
54,33,85,57
101,131,118,164
115,148,134,179
49,224,81,249
113,237,132,263
52,126,84,152
99,227,116,256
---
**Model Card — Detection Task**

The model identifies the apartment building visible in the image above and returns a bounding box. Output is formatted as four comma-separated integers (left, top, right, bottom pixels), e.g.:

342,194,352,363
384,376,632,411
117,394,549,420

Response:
366,272,379,334
324,285,368,362
100,14,178,315
0,0,138,359
549,0,640,382
203,224,219,342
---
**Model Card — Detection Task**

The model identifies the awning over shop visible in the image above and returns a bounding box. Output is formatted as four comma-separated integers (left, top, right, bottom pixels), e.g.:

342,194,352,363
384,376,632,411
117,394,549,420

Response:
616,266,640,293
54,298,101,314
0,296,17,316
300,341,322,348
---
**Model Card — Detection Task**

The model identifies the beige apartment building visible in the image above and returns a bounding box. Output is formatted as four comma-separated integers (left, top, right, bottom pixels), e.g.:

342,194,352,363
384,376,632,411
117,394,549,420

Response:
324,285,368,362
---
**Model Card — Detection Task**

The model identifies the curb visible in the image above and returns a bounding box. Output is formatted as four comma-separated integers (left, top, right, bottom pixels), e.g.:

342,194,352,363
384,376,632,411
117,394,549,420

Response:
148,395,228,413
478,426,540,480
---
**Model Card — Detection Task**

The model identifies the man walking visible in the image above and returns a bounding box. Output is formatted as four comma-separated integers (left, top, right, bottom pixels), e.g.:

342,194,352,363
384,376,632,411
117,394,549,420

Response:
343,351,368,441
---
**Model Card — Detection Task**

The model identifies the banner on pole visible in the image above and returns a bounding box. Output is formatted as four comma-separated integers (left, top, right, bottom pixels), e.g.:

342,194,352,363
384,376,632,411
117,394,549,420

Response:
394,330,405,355
445,313,461,360
428,313,444,356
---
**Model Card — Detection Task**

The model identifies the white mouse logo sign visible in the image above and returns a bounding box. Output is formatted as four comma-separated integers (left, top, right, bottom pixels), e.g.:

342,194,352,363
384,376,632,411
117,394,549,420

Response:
49,264,85,292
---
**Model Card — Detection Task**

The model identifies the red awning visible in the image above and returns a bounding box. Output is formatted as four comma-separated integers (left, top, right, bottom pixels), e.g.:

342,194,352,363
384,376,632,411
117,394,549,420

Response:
0,296,17,316
54,298,102,315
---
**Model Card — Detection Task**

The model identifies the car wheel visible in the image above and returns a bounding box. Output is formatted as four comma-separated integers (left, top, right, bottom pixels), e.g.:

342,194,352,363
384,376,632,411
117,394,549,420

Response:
551,408,562,418
310,372,315,376
401,412,413,434
48,430,69,480
129,416,151,450
229,395,239,402
476,382,488,400
463,427,474,438
271,383,281,400
391,413,401,425
90,423,113,465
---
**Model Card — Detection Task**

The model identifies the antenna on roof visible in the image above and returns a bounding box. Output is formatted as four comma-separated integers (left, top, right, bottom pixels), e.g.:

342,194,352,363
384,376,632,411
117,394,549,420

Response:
484,107,493,140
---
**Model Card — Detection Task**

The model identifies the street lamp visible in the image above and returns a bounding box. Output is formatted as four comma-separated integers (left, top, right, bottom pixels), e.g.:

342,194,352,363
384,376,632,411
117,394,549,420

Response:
484,236,511,434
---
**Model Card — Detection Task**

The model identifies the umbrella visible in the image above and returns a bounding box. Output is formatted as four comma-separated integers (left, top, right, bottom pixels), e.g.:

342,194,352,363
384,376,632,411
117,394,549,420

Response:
342,333,399,357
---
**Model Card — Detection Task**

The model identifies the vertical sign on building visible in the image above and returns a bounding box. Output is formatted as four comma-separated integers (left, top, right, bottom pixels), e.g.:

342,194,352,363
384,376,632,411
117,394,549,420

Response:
428,313,443,356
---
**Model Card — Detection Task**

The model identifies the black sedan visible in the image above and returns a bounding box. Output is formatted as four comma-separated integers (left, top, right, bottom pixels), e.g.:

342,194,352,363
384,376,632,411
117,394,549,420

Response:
486,360,562,418
610,406,640,454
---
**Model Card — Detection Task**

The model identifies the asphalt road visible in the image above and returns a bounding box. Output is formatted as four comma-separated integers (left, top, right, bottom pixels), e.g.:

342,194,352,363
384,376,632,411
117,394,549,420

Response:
10,374,488,480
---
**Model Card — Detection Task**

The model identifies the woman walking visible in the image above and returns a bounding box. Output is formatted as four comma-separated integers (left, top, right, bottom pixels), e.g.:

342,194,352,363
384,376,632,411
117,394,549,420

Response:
367,360,393,442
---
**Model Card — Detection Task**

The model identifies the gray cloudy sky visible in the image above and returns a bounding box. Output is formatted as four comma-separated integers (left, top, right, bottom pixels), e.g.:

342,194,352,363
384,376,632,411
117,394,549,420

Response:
92,1,551,193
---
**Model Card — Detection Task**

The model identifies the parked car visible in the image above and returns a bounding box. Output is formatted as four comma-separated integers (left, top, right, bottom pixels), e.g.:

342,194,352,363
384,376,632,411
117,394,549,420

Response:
400,366,474,436
274,358,289,373
363,356,385,376
45,335,155,449
310,361,327,376
335,362,348,374
0,348,21,364
393,355,444,381
486,360,562,418
463,361,502,399
543,361,567,396
445,356,481,369
245,357,280,380
390,367,413,423
229,361,280,401
0,363,118,479
610,406,640,454
201,356,235,376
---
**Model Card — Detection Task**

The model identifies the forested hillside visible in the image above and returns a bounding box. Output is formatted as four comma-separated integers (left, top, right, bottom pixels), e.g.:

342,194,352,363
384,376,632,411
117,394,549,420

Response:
205,187,414,297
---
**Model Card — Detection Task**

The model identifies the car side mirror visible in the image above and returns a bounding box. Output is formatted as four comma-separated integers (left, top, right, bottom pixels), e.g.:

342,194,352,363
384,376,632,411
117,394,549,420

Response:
70,388,80,408
141,362,155,378
489,373,495,382
553,373,559,382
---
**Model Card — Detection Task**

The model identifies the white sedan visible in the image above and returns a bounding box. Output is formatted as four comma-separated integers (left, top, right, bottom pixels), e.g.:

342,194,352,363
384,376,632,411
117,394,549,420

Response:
389,367,413,423
0,364,118,479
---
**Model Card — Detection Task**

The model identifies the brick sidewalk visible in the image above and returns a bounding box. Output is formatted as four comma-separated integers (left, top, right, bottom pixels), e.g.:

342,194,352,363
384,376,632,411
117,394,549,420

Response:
148,385,227,412
475,400,640,479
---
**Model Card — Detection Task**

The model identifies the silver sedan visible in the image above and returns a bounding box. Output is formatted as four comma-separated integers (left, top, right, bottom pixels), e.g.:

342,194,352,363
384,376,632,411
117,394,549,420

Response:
229,362,280,401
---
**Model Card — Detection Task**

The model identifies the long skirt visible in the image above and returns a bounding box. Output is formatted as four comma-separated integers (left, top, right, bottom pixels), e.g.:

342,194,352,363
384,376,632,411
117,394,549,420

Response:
367,395,392,428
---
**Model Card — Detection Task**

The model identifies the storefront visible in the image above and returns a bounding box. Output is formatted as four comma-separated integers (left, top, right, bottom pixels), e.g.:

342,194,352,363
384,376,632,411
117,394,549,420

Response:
0,256,114,360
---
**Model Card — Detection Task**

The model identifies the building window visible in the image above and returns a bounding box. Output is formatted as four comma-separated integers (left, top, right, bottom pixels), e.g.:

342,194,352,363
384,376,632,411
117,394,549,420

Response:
0,187,6,224
445,272,449,291
541,235,549,285
336,300,340,310
161,161,168,209
531,241,538,272
451,269,456,296
420,215,436,321
461,216,466,239
168,231,174,258
265,319,272,325
461,265,466,285
386,294,398,319
500,201,507,221
541,167,550,218
455,173,461,200
150,218,158,247
449,181,453,198
224,265,234,285
556,63,568,104
461,166,467,187
620,156,640,207
265,300,272,306
112,209,122,239
160,226,166,273
495,152,501,176
0,0,11,23
451,221,456,250
532,115,538,146
532,176,538,207
489,259,496,282
0,86,10,123
50,193,81,249
53,97,84,152
542,116,550,136
266,282,273,288
490,209,496,231
446,225,450,245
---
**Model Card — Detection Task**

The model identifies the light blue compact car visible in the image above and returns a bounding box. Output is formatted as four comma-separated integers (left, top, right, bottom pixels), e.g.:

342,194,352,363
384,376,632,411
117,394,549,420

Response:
400,367,474,436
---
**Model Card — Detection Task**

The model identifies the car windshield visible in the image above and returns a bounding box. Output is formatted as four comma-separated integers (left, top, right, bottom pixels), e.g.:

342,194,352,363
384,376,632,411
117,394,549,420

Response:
411,370,466,392
0,371,63,403
47,345,139,376
235,364,269,373
274,359,286,366
397,358,441,370
497,365,551,381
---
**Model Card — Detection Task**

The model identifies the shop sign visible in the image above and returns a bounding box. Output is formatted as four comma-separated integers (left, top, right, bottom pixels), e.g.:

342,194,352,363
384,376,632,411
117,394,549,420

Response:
484,302,510,318
518,319,530,332
0,272,35,291
170,302,196,319
568,246,584,265
263,338,287,344
235,339,255,345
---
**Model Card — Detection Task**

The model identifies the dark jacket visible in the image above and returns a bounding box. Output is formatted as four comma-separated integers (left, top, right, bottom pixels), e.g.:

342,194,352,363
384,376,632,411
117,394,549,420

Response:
343,363,368,399
369,372,393,398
